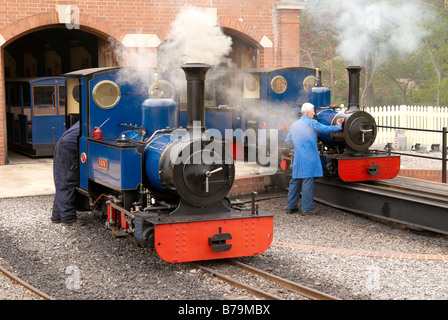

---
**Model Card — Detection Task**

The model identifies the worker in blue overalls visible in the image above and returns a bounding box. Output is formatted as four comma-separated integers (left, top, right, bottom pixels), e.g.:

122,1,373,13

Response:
51,121,82,225
285,103,343,215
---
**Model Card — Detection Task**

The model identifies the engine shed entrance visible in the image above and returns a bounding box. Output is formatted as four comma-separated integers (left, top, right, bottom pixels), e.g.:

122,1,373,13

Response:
0,1,305,166
2,26,119,158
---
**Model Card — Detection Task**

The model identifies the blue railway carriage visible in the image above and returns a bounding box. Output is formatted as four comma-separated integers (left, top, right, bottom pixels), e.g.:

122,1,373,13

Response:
5,77,66,157
240,67,324,169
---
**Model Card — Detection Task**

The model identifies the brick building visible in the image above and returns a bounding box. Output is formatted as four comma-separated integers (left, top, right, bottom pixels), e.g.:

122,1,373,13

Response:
0,0,305,165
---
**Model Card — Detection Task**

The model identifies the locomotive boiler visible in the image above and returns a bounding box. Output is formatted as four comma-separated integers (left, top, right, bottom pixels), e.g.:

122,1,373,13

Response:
66,64,273,263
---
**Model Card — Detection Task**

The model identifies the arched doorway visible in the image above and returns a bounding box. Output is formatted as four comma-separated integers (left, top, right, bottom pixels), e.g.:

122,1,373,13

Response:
4,26,117,78
3,25,119,159
217,33,259,107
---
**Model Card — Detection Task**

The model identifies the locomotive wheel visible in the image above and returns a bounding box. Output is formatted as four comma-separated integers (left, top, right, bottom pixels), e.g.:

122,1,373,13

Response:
325,160,338,177
141,225,155,248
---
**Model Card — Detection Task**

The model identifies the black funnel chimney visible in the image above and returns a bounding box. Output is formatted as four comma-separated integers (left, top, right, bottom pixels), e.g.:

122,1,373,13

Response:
181,63,210,134
346,66,362,112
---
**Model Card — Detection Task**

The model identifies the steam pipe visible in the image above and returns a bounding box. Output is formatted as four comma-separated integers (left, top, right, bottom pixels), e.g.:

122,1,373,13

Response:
181,63,211,134
346,66,362,112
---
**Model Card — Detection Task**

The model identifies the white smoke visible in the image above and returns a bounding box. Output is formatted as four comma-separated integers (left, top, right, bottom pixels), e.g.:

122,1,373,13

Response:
306,0,435,66
158,5,233,83
105,37,156,92
106,5,233,91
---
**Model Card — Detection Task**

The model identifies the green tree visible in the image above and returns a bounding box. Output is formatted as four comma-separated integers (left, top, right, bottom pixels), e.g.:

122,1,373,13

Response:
377,55,423,105
300,0,439,107
412,0,448,106
299,3,340,101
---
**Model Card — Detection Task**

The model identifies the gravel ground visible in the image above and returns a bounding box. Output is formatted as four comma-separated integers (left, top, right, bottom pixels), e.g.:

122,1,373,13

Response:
1,189,447,301
399,151,446,170
252,194,448,300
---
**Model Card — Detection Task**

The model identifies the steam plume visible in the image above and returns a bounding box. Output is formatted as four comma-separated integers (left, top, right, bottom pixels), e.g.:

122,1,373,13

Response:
158,6,233,81
306,0,435,66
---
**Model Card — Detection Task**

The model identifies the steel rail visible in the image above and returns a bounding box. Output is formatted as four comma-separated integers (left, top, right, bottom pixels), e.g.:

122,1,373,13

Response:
229,261,341,300
0,264,55,300
194,261,340,300
194,263,282,300
314,176,448,235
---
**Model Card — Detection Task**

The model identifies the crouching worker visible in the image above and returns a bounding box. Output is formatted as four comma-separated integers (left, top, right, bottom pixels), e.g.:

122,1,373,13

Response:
51,121,82,226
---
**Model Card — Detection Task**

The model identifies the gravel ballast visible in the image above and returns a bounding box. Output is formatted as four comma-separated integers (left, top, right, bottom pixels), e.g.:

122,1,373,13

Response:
1,190,448,301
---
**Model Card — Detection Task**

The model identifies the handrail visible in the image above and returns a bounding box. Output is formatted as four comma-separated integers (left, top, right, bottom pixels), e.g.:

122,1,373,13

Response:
376,125,447,183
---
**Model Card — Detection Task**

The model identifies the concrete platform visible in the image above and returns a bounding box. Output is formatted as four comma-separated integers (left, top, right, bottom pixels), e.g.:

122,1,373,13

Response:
0,151,275,199
0,152,54,198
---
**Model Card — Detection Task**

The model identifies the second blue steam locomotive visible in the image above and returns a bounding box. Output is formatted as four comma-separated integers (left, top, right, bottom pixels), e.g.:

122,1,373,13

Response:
233,66,400,181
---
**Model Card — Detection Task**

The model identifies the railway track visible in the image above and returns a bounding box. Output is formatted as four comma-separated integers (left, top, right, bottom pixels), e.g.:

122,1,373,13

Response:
314,176,448,235
194,260,340,300
0,264,54,300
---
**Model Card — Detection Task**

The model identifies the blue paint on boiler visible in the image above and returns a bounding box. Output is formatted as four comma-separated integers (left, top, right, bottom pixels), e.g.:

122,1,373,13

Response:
144,133,173,192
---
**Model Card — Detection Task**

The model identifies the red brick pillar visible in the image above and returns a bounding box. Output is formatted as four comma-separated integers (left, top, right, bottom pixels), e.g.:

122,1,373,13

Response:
274,1,304,67
0,47,5,165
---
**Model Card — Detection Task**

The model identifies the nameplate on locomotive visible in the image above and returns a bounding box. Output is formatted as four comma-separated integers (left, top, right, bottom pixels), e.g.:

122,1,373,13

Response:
98,158,109,171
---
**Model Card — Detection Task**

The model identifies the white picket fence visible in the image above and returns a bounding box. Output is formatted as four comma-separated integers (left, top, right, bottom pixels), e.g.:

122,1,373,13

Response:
363,105,448,150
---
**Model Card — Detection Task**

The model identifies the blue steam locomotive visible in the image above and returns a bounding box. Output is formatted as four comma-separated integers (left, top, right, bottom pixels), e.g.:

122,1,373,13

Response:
237,66,400,181
238,67,327,169
178,66,327,168
65,64,273,263
188,65,399,181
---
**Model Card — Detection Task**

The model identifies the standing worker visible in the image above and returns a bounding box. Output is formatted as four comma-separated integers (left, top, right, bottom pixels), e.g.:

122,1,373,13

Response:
285,103,343,215
51,121,82,225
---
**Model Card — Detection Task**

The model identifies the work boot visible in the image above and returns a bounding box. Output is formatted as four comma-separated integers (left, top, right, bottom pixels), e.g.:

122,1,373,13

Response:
300,209,317,216
62,219,85,226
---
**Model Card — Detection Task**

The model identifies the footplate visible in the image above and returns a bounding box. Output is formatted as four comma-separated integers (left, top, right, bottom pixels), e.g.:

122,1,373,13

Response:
154,215,273,263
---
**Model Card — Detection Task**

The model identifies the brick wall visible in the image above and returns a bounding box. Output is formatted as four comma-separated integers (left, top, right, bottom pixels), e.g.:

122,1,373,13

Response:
275,4,301,67
228,172,291,197
0,0,305,165
228,175,266,197
0,48,4,165
399,169,448,183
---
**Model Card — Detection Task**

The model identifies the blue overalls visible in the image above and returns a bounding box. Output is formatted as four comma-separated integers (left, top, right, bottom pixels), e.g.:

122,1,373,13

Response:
285,116,341,212
51,121,79,223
